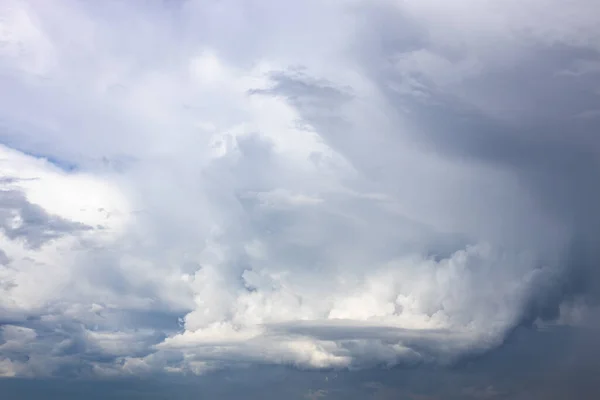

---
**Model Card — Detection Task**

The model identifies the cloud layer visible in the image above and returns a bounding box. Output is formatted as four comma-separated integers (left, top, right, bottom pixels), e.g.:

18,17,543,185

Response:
1,0,599,378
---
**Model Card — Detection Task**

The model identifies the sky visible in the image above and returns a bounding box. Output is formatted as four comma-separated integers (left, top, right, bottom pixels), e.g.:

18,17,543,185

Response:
1,0,600,398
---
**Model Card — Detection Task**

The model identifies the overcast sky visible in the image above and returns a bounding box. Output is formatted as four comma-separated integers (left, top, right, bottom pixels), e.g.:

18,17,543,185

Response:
1,0,600,398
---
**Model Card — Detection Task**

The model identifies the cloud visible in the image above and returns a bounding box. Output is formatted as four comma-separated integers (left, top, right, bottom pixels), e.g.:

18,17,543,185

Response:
0,0,599,385
1,326,596,399
0,189,91,248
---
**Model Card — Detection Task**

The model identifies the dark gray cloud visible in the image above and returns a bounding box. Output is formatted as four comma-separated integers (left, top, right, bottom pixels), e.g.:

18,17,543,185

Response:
0,248,9,265
357,2,600,316
0,190,91,248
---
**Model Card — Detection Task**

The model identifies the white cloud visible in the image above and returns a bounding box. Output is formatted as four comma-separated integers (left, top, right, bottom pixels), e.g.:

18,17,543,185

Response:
0,0,598,378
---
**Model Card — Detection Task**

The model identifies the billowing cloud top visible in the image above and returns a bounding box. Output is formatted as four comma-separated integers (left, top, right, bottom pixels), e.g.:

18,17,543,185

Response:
1,0,599,379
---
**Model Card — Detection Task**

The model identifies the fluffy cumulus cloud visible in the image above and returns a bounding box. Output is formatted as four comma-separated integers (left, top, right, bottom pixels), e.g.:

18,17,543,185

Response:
0,0,599,379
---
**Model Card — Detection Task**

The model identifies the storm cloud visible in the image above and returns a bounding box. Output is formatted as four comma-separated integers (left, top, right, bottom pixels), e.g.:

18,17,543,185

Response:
1,0,599,397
